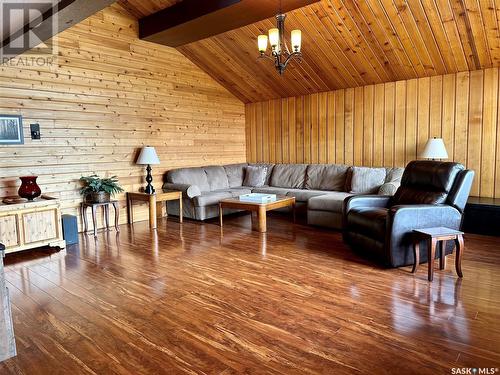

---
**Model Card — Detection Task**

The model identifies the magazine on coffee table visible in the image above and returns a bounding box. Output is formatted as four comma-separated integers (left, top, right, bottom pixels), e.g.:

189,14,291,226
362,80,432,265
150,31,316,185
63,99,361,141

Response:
238,193,277,203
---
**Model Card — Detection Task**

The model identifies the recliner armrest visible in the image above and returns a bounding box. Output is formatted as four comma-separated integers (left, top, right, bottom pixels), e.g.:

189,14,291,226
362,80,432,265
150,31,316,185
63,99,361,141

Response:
344,195,391,214
343,195,391,230
389,204,462,232
162,183,201,199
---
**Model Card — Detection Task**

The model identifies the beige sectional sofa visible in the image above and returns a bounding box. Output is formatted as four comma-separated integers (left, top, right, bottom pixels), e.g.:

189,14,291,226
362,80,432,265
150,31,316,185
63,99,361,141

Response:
163,163,404,229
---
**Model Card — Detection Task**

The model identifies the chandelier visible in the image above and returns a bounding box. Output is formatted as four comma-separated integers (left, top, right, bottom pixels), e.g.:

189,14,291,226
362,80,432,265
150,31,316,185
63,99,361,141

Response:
257,12,302,75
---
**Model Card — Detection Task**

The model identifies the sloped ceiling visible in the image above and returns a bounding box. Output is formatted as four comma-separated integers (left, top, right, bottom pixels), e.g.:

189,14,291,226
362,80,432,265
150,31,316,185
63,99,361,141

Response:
119,0,500,103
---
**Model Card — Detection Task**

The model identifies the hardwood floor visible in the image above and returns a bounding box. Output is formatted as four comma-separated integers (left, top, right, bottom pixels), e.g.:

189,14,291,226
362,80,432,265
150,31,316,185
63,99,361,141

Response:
1,214,499,374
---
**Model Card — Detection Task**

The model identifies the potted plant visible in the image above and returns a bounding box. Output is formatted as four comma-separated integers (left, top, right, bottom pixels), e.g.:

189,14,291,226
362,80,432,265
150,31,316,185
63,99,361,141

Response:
79,175,124,203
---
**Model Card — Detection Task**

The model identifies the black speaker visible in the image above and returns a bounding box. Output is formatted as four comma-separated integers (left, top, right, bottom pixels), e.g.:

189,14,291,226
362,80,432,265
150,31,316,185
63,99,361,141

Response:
61,214,79,245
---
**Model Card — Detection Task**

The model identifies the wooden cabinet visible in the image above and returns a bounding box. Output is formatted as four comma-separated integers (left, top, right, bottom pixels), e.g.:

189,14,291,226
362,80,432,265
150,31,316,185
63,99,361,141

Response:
0,196,66,254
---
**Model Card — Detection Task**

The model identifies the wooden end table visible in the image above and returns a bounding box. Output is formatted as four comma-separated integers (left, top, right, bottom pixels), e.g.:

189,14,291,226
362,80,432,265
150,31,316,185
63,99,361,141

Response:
127,191,182,229
412,227,464,281
219,195,295,233
81,201,120,237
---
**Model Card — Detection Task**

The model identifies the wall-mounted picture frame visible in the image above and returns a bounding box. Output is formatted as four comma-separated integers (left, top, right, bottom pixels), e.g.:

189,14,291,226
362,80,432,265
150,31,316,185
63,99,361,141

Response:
0,115,24,145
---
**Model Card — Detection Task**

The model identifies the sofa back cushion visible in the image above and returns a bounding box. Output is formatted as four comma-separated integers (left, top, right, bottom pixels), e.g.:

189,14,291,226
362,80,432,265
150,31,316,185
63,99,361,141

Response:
350,167,387,194
204,166,229,191
270,164,308,188
390,160,464,206
167,167,210,192
305,164,349,191
243,165,268,187
249,163,274,185
385,167,404,183
223,163,247,187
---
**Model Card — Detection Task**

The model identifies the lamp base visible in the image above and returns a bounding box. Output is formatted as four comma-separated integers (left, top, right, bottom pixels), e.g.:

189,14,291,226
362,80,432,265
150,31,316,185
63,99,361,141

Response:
144,164,155,195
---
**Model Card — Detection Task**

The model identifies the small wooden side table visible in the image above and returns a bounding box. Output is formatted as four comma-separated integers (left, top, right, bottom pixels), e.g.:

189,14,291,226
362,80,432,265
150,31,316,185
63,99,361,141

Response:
127,191,183,229
81,201,120,237
412,227,464,281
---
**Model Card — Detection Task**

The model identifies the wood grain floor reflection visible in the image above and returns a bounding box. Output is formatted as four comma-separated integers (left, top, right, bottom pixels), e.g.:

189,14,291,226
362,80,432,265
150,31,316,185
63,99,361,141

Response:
1,213,499,374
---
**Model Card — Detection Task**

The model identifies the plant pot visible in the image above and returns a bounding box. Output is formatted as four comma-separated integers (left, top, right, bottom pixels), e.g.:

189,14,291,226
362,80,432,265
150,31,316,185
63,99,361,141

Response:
86,192,110,203
18,176,41,201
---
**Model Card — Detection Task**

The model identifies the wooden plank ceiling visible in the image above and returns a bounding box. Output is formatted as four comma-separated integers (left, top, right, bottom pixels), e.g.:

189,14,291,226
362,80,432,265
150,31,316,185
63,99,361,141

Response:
119,0,500,103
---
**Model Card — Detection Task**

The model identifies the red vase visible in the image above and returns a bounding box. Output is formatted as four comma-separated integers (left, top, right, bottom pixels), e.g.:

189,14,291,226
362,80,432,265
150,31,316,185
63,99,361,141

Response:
18,176,41,201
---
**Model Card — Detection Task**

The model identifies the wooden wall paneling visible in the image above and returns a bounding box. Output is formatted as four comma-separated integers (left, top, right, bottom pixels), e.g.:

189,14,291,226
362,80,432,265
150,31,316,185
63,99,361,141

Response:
335,90,345,164
468,70,484,196
327,91,336,163
394,80,406,167
344,88,355,165
262,101,270,162
383,82,395,166
497,69,500,198
274,99,283,164
405,79,418,164
353,87,364,166
255,102,264,162
267,101,275,163
363,85,374,167
288,97,296,163
454,71,470,167
480,68,498,198
282,99,289,163
417,77,431,157
430,75,443,138
245,68,500,198
318,92,328,163
296,96,305,163
373,84,385,166
442,74,456,161
310,93,319,164
303,95,312,163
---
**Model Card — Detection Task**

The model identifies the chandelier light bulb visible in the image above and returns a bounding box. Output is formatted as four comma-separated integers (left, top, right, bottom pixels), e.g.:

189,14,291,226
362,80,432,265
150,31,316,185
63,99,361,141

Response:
268,28,280,50
257,34,268,53
291,29,301,52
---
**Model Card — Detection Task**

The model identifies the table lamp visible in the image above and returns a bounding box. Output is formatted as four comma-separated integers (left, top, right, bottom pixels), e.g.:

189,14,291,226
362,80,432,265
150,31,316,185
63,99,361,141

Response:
420,137,448,160
136,146,160,194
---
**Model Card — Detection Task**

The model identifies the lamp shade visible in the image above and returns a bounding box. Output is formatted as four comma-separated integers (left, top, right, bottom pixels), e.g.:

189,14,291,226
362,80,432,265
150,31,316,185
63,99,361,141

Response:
268,28,280,49
291,29,301,52
136,146,160,165
258,34,268,53
420,138,448,159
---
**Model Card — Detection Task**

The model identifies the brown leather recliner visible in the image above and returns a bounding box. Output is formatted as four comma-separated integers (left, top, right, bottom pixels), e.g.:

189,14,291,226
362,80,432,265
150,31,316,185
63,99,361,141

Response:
343,160,474,268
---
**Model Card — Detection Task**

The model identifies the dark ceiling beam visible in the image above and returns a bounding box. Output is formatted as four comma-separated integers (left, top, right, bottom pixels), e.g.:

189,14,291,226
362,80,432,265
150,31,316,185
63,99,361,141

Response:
1,0,115,60
139,0,320,47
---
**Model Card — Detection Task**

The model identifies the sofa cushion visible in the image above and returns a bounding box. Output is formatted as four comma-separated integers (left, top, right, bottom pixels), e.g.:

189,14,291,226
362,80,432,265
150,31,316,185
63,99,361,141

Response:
347,207,388,239
350,167,387,194
167,167,210,192
385,167,404,183
204,166,230,191
193,191,233,207
251,186,290,196
224,163,247,187
249,163,274,185
227,187,252,196
243,165,267,187
377,182,399,196
305,164,349,191
307,192,354,213
285,189,330,202
270,164,308,188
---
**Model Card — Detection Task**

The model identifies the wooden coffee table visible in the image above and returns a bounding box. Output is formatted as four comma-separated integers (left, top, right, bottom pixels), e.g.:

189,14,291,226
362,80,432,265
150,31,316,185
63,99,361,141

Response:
219,195,296,233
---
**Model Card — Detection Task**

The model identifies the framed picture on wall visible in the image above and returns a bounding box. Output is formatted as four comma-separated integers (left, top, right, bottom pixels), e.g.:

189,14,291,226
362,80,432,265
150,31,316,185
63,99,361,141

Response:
0,115,24,145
